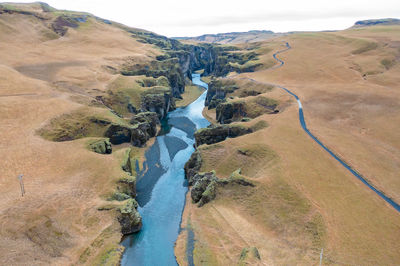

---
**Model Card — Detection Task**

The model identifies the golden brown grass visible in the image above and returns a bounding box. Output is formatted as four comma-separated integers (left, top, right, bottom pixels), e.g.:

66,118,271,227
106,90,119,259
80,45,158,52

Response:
199,141,277,178
0,4,160,265
177,25,400,265
175,84,205,108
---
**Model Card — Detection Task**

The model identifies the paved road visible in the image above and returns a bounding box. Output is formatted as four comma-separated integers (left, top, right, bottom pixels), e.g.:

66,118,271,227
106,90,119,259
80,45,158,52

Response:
250,42,400,212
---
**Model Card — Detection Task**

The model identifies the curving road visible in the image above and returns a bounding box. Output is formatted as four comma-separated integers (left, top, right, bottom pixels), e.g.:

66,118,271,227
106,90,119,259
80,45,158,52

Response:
250,42,400,212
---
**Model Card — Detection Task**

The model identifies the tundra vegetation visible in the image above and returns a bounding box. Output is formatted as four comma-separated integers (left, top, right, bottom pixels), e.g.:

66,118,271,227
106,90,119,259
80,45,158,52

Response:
0,2,268,264
176,19,400,266
1,2,400,265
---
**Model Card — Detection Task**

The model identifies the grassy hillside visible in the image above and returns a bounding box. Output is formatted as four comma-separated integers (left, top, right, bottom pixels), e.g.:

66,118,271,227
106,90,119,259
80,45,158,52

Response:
176,24,400,265
0,2,210,264
2,2,400,265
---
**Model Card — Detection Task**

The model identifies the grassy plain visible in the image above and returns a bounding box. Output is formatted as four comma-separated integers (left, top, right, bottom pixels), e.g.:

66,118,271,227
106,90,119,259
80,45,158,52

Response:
176,25,400,265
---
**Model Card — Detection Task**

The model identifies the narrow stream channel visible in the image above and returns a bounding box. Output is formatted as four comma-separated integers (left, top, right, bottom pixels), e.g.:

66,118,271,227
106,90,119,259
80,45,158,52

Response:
121,73,210,265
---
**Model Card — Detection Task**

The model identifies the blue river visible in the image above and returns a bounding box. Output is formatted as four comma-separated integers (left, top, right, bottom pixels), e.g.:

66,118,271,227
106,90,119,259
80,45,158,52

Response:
121,74,210,265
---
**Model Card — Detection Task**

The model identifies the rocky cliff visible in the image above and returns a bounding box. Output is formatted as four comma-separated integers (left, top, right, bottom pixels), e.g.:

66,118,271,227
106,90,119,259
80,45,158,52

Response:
194,124,253,146
117,199,142,234
105,112,160,147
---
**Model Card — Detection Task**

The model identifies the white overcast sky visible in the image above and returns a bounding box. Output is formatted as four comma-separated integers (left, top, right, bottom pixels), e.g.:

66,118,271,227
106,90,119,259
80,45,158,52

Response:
6,0,400,36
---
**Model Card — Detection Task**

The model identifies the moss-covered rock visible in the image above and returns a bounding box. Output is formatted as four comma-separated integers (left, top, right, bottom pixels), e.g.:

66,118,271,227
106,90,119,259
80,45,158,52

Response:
190,172,218,205
208,47,261,76
130,123,149,147
104,124,131,145
117,199,142,234
194,124,253,146
88,138,112,154
205,79,238,108
216,96,279,124
121,59,185,98
136,76,170,88
141,88,175,119
198,180,217,207
109,192,130,201
218,169,254,187
51,15,79,36
239,247,261,265
130,112,159,146
104,112,159,147
188,169,254,207
184,151,203,184
117,176,136,197
216,101,246,124
130,111,159,126
208,98,226,109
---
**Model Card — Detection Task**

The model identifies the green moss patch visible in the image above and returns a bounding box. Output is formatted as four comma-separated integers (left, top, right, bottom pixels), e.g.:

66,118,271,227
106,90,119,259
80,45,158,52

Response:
351,40,378,54
37,110,114,142
381,58,396,70
245,96,279,117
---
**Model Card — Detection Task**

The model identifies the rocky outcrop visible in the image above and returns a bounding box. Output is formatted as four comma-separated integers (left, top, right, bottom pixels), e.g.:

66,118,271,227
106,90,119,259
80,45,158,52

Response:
190,44,216,76
354,18,400,27
185,138,255,207
216,101,247,124
216,96,279,124
105,124,131,145
117,199,142,234
194,124,253,146
166,50,192,79
141,91,174,119
88,138,112,154
130,122,156,147
184,151,203,184
131,119,158,146
117,176,136,197
191,172,218,207
205,46,261,76
104,112,160,146
218,169,254,187
110,192,130,201
129,30,217,78
189,169,254,207
121,59,185,98
51,15,79,36
205,79,238,107
208,98,226,109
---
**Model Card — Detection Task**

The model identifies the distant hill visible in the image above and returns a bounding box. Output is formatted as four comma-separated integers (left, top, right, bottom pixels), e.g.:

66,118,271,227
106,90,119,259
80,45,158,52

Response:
174,30,284,44
352,18,400,27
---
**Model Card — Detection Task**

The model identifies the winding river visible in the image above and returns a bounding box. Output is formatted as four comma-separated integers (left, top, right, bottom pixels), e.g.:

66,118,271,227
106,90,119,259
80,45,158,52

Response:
121,42,399,266
121,74,210,265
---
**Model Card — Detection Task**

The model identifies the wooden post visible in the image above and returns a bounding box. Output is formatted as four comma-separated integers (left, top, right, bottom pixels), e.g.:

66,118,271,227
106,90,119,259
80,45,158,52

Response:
18,174,25,197
319,248,323,266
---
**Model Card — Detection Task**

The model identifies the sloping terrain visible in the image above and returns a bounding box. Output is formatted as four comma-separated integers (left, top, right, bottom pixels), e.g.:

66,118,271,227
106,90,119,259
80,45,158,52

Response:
2,3,400,265
0,3,160,265
175,30,284,44
0,2,221,264
176,23,400,265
